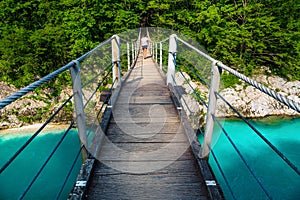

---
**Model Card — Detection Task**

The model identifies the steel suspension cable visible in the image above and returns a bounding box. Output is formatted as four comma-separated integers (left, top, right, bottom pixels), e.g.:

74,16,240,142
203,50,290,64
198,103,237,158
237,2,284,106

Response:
84,78,117,142
176,67,208,108
0,62,75,109
215,92,300,175
174,36,300,113
171,74,204,134
156,37,169,43
0,37,113,110
119,37,140,44
56,81,112,199
172,77,206,140
216,62,300,113
76,38,112,62
176,36,216,63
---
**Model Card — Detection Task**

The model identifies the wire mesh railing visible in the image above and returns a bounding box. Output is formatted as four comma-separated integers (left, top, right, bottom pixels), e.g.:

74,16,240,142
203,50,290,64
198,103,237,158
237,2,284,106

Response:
160,34,300,199
0,31,140,199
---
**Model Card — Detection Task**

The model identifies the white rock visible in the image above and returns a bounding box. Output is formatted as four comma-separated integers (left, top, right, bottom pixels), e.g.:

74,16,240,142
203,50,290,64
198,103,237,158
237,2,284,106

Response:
268,76,287,91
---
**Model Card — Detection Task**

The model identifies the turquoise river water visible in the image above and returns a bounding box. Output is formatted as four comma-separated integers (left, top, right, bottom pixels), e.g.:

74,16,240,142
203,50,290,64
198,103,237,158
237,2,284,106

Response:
0,118,299,199
0,129,82,200
204,117,300,200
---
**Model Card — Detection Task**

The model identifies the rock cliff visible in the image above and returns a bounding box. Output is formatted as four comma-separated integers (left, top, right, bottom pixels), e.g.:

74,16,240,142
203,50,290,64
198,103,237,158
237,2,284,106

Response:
216,75,300,118
174,72,300,129
0,82,73,129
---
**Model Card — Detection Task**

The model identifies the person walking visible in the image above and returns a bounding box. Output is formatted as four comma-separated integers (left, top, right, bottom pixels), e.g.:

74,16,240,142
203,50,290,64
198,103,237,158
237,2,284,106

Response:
141,34,151,59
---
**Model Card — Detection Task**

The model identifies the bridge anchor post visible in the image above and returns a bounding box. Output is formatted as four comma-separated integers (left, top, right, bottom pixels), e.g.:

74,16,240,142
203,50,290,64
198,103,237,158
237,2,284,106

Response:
127,42,130,70
160,42,162,70
69,60,87,147
202,61,221,159
112,35,121,88
167,34,177,86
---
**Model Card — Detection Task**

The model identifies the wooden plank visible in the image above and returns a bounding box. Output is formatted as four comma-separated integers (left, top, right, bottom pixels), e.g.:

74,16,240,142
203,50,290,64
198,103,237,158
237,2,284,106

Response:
83,57,214,200
116,95,173,104
99,141,191,153
93,159,202,175
107,122,184,134
106,122,184,138
121,84,169,91
111,108,177,118
107,132,188,143
110,116,180,123
118,90,170,95
85,181,208,200
90,173,206,185
85,161,209,199
112,104,178,116
123,77,165,82
97,142,193,161
122,83,166,89
126,75,164,79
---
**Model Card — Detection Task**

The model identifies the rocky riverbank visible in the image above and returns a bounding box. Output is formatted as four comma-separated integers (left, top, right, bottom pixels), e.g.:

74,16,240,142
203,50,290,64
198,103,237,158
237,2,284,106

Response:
175,72,300,128
0,82,73,129
216,76,300,118
1,71,299,130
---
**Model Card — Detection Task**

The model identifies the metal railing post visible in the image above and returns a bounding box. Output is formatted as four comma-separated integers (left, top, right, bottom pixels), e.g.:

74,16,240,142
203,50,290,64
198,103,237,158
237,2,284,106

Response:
111,35,121,88
155,43,158,63
202,61,221,159
69,60,87,146
160,42,162,70
152,43,154,58
152,43,155,60
134,42,137,59
132,43,135,61
127,42,130,70
167,34,177,85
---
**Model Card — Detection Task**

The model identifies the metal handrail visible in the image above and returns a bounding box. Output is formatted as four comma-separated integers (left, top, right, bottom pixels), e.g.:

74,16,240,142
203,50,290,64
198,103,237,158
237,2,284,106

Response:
0,62,74,109
217,62,300,113
0,37,115,110
0,33,139,199
169,39,299,199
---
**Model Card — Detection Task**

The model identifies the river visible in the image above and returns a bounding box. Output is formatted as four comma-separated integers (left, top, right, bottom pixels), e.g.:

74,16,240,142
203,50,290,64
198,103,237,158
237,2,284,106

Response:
0,127,82,200
0,118,299,199
204,117,300,199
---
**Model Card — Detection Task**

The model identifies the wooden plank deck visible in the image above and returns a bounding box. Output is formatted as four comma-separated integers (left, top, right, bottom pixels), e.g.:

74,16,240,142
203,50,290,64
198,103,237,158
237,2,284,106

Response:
83,55,212,199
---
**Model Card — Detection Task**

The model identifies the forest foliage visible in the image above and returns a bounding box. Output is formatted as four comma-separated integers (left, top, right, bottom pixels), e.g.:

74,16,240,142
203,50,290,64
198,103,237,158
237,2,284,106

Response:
0,0,299,88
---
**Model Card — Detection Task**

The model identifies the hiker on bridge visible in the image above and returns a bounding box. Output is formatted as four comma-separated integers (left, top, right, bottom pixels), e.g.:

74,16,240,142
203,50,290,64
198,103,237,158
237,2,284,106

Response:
141,34,151,59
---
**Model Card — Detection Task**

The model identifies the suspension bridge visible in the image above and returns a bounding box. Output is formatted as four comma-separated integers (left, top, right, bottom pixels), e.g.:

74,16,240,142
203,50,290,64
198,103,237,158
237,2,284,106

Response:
0,28,299,200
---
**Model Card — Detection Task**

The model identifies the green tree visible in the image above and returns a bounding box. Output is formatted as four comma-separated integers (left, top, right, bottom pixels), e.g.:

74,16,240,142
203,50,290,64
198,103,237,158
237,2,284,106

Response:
0,0,299,89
